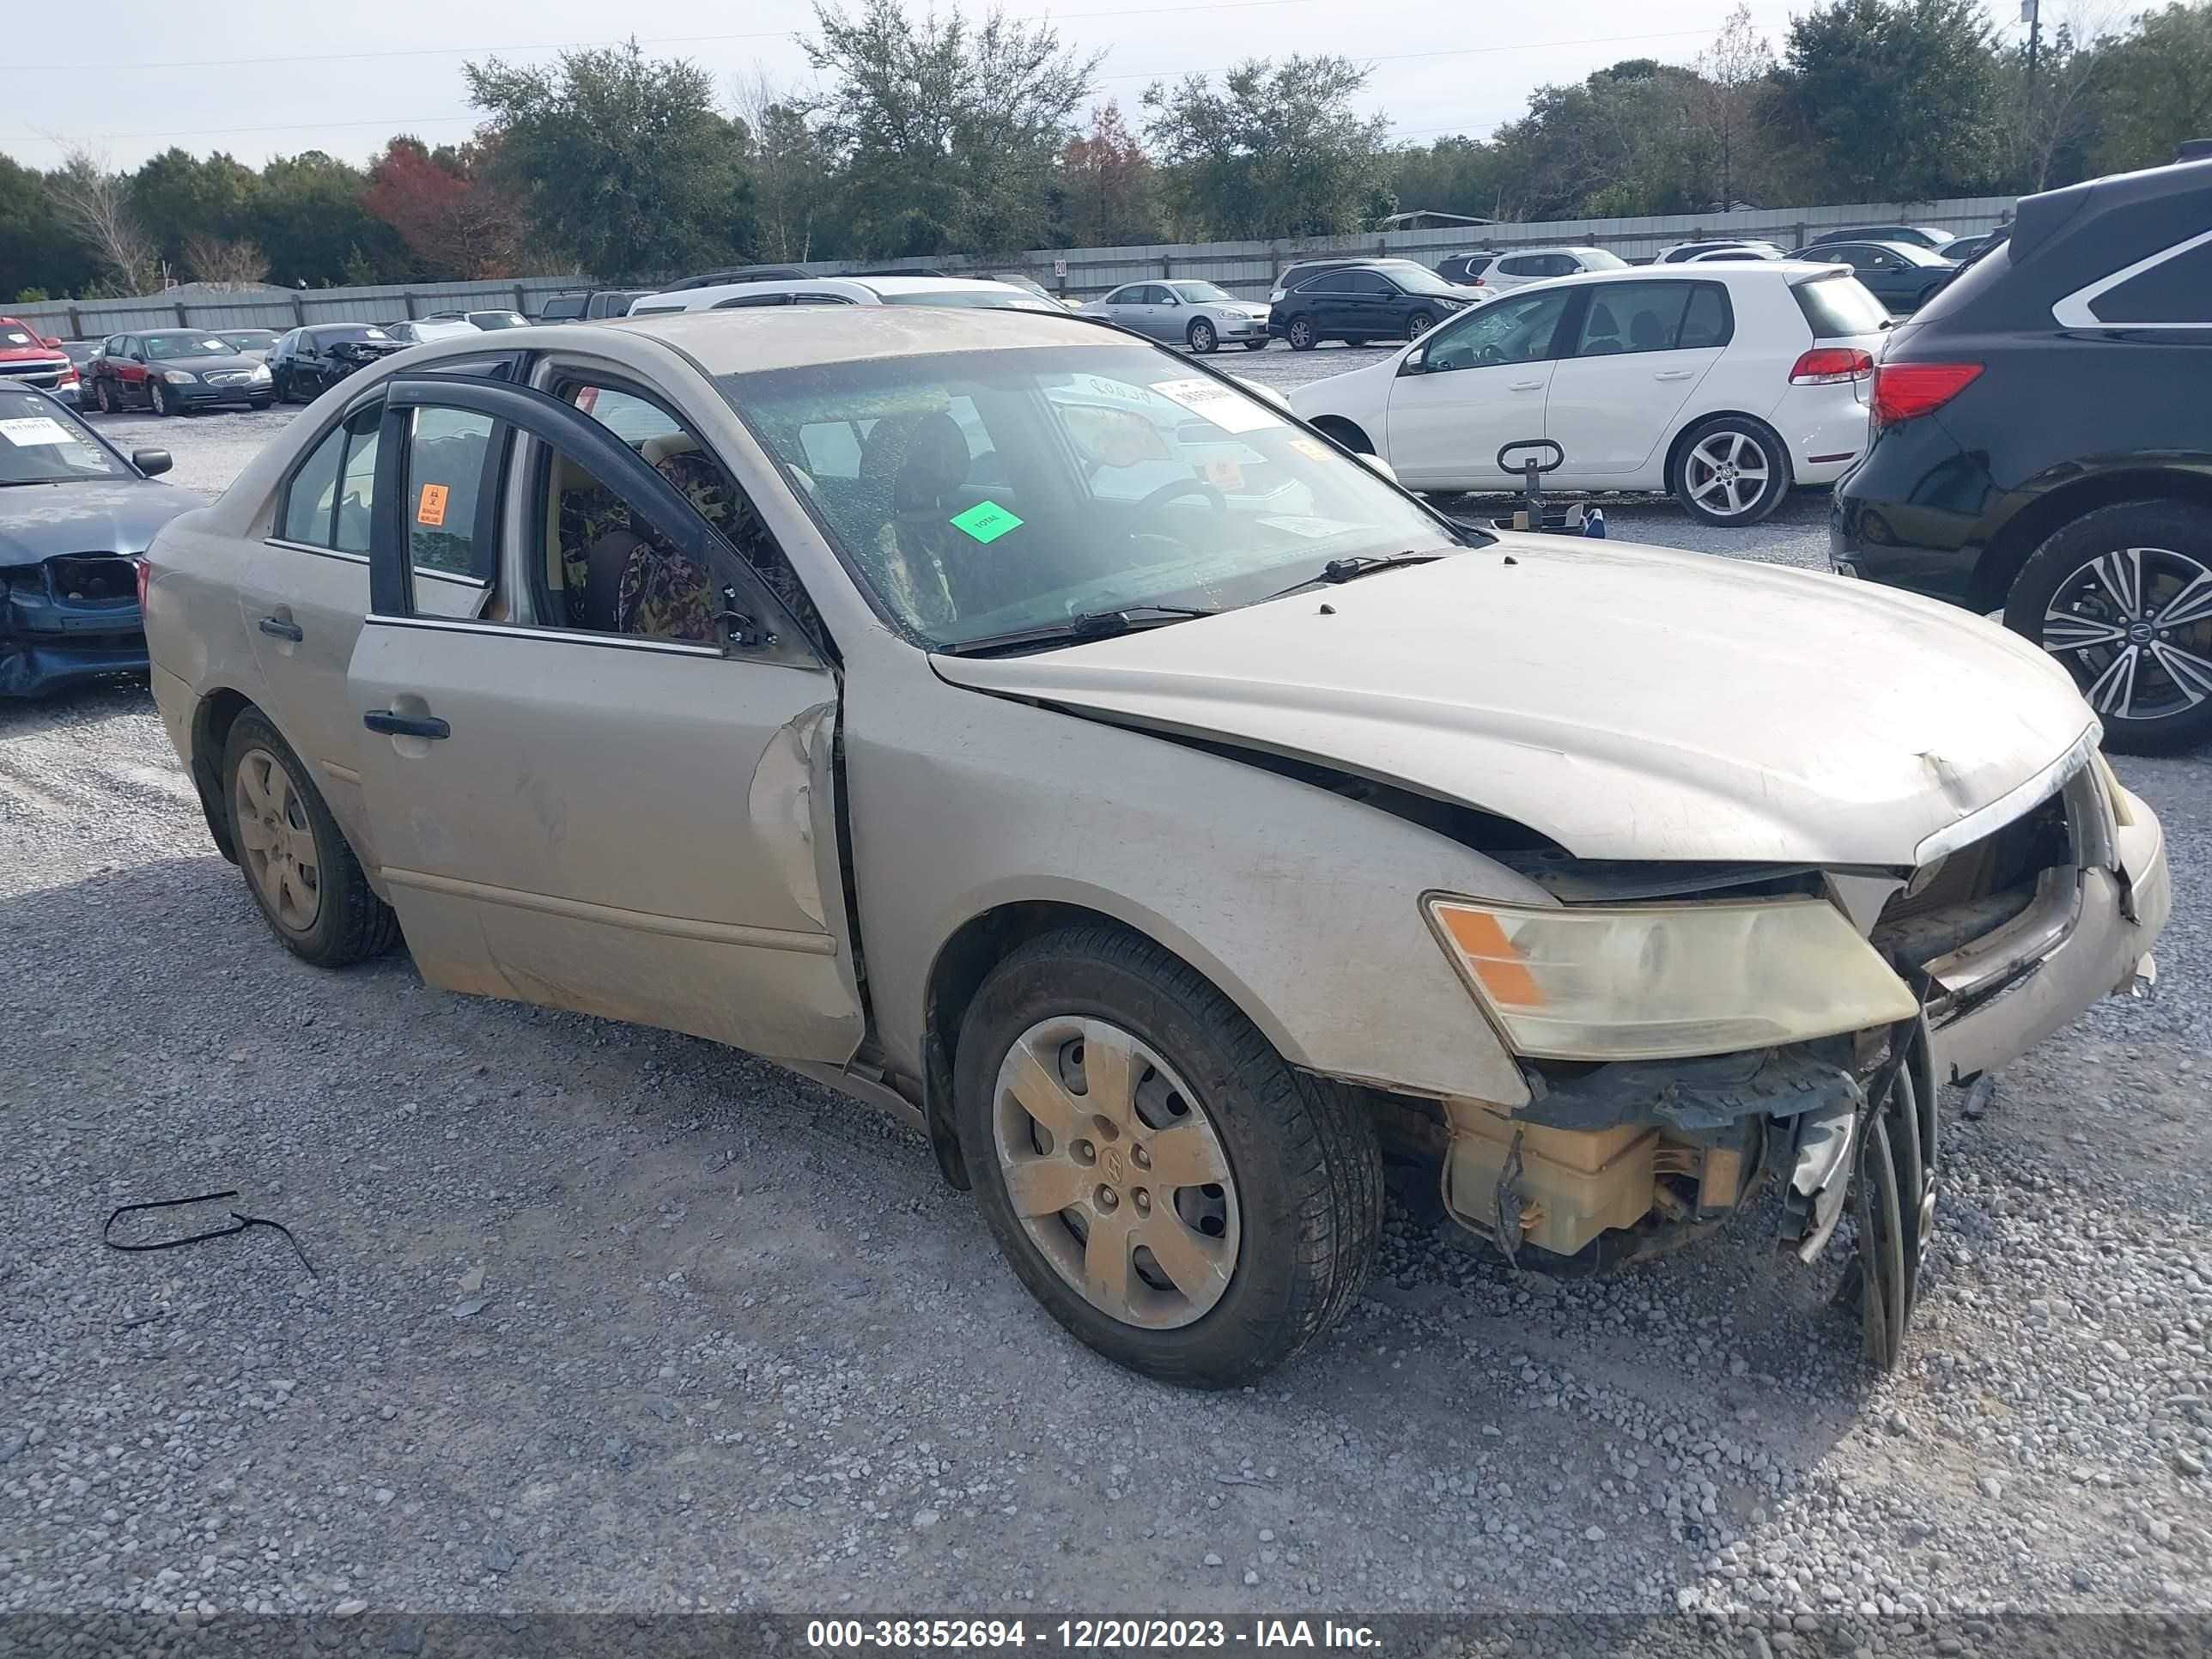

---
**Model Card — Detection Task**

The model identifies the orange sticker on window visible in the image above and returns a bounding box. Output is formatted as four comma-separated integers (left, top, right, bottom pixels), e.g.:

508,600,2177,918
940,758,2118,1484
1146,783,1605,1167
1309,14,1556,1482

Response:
1202,457,1245,489
416,483,449,527
1291,437,1328,461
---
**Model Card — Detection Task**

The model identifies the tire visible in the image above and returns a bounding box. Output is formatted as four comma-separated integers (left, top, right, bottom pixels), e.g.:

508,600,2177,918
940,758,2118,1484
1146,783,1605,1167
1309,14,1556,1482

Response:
1187,318,1218,354
249,398,273,411
2002,499,2212,755
222,708,401,966
1243,337,1268,350
149,380,173,417
1404,310,1436,341
955,923,1382,1388
94,378,113,415
1285,317,1317,352
1671,415,1790,526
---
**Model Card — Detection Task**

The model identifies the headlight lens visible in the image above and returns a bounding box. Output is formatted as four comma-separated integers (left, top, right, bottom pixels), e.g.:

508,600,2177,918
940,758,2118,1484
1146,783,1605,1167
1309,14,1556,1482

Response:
250,362,271,380
161,369,197,384
1427,896,1917,1062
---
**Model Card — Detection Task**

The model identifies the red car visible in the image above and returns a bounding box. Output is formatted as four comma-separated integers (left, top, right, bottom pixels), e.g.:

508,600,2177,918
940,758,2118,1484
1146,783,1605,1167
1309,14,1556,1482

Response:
0,316,80,406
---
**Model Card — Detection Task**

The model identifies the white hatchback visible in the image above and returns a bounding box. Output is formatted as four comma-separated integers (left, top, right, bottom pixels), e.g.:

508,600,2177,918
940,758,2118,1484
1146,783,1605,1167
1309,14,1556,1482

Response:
1288,261,1891,526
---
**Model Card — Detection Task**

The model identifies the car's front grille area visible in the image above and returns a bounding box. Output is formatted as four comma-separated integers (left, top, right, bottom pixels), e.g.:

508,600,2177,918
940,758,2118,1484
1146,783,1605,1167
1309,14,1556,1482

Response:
204,370,257,386
47,555,137,602
0,360,68,388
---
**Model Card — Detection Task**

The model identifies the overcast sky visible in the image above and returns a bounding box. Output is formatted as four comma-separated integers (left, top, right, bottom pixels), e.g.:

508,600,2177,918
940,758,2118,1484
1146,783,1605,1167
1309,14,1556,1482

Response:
7,0,2033,175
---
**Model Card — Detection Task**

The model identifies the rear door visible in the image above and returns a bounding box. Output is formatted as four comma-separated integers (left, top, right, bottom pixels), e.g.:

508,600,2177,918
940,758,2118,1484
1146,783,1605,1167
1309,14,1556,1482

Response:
1541,280,1729,477
1382,285,1575,489
343,372,862,1061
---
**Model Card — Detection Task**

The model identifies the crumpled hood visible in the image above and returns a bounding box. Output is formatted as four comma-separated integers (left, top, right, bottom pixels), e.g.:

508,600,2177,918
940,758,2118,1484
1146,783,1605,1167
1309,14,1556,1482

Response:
0,478,194,567
932,538,2098,867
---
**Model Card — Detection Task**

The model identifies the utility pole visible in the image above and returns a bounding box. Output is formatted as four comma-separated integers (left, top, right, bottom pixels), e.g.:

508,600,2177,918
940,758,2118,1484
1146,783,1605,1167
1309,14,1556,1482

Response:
2022,0,2042,97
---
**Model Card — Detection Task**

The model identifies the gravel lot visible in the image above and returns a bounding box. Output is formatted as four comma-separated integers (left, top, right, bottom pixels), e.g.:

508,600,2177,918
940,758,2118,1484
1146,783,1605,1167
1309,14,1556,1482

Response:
3,364,2207,1643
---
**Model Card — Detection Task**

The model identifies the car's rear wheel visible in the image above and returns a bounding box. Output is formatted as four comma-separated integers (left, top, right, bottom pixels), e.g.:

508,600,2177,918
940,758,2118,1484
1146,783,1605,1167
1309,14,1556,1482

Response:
955,924,1382,1388
1286,317,1317,351
1404,310,1436,341
1187,318,1218,354
1672,415,1790,526
94,378,113,415
222,709,400,966
2005,500,2212,755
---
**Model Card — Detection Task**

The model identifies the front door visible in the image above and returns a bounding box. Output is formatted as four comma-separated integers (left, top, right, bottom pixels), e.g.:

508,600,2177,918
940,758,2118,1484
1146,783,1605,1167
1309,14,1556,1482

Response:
1541,280,1728,477
1383,285,1574,490
343,372,864,1064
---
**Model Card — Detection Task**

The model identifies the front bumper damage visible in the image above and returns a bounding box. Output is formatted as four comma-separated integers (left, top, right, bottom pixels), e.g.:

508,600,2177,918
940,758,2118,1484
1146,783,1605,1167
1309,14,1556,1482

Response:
1422,747,2168,1370
1,553,147,696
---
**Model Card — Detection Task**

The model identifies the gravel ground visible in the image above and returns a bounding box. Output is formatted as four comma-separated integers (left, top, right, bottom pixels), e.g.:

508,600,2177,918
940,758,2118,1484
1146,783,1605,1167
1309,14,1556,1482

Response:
2,374,2206,1642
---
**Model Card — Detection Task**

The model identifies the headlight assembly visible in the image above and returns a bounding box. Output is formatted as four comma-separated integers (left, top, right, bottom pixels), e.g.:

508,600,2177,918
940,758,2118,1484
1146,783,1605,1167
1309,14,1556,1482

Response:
1426,895,1917,1062
161,369,198,385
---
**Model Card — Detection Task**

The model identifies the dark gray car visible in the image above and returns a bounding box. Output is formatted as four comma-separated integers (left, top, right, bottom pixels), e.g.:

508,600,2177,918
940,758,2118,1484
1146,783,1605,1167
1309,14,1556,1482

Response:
0,385,189,696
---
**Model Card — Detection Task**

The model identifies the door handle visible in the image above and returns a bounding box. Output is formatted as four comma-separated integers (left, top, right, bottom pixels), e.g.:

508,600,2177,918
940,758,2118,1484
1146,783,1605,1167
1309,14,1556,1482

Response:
1653,369,1696,382
257,615,303,641
363,709,450,739
1510,380,1544,392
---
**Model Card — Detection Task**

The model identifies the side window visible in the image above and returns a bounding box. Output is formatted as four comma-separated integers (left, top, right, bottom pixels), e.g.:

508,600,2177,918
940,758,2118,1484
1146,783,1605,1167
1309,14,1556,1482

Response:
1497,256,1539,278
1424,288,1573,371
1345,271,1392,295
714,293,791,309
1304,273,1354,295
543,380,817,646
404,407,499,581
2084,237,2212,325
1573,283,1693,356
1679,284,1732,348
277,403,380,551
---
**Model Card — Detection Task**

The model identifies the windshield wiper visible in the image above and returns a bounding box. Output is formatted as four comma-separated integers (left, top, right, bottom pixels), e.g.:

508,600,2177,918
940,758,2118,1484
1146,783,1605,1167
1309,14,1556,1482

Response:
1261,550,1449,603
938,605,1217,658
0,478,62,488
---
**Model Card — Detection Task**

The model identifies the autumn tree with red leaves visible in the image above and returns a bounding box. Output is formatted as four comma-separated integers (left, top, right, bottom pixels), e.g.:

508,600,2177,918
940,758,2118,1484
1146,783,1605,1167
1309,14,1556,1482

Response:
363,137,532,279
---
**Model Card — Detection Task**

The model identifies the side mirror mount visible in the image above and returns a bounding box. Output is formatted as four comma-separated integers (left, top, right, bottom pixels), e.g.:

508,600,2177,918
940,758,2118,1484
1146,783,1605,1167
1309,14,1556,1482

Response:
131,447,173,477
1355,452,1400,486
1399,347,1426,377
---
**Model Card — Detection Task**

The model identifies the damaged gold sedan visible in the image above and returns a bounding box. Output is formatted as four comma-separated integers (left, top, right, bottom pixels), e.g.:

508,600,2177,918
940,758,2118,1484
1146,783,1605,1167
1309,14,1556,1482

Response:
141,308,2169,1386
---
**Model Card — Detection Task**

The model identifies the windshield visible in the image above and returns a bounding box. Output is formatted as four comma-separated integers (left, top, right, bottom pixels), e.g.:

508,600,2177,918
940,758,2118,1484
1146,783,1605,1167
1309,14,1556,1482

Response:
1578,249,1630,270
991,273,1055,301
1378,263,1476,296
1170,282,1237,304
317,326,391,343
0,388,128,484
222,331,278,348
878,289,1041,310
143,332,233,360
721,343,1471,649
471,312,526,328
1888,242,1949,266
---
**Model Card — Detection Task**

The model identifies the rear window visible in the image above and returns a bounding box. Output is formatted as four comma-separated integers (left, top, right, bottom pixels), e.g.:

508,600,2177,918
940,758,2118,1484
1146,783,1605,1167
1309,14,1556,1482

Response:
1792,275,1892,338
2085,235,2212,326
1906,241,2011,329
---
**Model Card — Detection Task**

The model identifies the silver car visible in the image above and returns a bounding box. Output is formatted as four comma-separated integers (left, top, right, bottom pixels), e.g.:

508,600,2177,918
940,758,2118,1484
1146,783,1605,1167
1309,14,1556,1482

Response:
142,309,2168,1387
1080,280,1272,352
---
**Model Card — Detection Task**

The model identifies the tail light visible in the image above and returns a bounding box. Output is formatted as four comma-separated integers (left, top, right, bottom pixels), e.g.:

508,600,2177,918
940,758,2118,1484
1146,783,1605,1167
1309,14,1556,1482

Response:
1871,362,1983,427
134,556,150,611
1789,347,1873,386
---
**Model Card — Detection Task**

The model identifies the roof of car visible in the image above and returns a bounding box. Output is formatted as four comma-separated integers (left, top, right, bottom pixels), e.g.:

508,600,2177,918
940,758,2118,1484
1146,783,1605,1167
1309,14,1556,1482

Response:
589,304,1121,374
630,274,1038,312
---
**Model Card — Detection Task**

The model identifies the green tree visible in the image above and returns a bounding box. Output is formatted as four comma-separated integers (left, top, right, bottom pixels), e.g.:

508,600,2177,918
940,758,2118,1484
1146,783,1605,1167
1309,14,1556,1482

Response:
1141,57,1392,239
466,40,755,280
2087,3,2212,174
130,148,259,271
1776,0,2000,198
732,70,843,263
803,0,1102,258
0,154,101,301
1487,61,1714,219
1379,137,1510,225
249,151,408,287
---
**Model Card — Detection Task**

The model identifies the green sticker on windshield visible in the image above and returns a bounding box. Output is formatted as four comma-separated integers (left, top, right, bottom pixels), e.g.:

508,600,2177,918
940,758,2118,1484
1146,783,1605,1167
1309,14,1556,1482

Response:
951,500,1024,544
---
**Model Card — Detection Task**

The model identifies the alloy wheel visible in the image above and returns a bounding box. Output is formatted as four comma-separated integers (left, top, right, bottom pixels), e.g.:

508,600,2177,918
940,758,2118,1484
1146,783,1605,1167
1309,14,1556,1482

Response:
991,1016,1239,1330
1406,312,1434,341
150,381,169,416
1190,319,1216,352
1684,428,1770,519
1288,319,1315,350
233,747,322,933
2040,546,2212,724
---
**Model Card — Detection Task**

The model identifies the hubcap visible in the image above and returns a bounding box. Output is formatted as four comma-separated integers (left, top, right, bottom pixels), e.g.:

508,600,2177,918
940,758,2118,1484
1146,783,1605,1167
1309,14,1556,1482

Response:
1685,430,1770,518
2041,545,2212,723
992,1017,1239,1330
233,747,322,932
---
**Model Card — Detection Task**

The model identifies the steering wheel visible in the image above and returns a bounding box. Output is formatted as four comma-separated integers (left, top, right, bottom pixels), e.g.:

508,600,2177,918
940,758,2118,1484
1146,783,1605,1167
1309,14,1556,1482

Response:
1131,477,1228,527
1476,343,1507,366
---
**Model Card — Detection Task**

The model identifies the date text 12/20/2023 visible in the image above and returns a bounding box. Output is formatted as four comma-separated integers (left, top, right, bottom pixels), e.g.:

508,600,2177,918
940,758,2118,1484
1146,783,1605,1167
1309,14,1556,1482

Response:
805,1620,1382,1650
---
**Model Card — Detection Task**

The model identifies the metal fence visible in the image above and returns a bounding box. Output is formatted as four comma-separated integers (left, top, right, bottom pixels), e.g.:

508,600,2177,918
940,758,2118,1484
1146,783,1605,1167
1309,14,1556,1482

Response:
6,193,2014,335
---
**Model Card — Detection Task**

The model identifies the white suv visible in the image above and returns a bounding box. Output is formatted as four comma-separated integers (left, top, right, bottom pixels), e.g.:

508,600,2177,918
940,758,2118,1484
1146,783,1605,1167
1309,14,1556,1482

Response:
1480,246,1628,290
1288,260,1890,526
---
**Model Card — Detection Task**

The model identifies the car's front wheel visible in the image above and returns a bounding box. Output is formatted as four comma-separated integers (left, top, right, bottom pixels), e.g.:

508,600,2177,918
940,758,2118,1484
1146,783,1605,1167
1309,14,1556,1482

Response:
1285,317,1317,351
956,924,1382,1388
223,709,401,966
1187,318,1218,354
1404,310,1436,341
149,380,173,416
1672,415,1790,526
2005,500,2212,755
